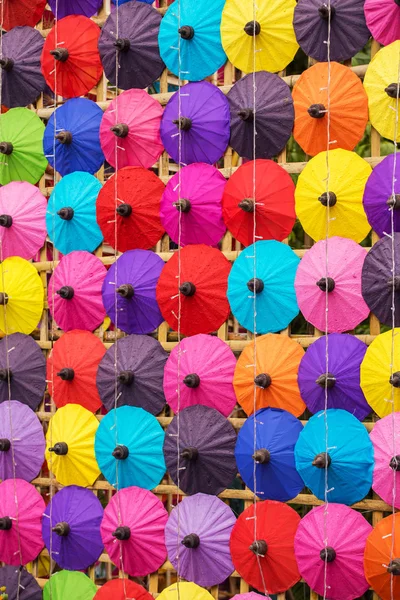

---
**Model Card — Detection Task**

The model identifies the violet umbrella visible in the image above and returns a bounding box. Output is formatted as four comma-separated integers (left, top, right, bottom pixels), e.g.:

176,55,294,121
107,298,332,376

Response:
160,81,230,165
96,334,167,415
0,332,46,410
227,72,294,160
164,404,237,496
370,413,400,509
0,566,42,600
48,0,102,18
102,249,165,335
363,153,400,238
42,485,103,571
165,493,236,587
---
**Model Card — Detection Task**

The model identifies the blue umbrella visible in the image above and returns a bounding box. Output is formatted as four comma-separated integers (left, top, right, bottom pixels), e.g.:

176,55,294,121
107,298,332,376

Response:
43,98,104,176
235,407,304,502
46,172,103,255
227,240,300,334
94,405,166,490
159,0,226,81
295,408,374,505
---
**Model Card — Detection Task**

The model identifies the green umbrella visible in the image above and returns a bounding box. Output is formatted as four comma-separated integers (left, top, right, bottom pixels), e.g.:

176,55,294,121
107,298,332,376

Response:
43,571,97,600
0,108,47,185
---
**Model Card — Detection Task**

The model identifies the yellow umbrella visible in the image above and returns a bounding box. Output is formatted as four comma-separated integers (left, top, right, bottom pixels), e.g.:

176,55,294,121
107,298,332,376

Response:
295,149,371,243
221,0,298,73
0,256,44,334
158,583,213,600
45,404,101,487
364,41,400,142
360,329,400,418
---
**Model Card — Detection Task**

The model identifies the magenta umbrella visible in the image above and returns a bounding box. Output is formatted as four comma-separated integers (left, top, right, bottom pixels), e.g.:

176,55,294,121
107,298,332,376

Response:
364,0,400,46
231,595,271,600
370,414,400,509
294,504,372,600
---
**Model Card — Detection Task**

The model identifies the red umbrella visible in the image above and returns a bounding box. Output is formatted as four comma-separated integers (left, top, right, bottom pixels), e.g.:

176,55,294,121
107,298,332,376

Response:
96,166,165,252
47,330,106,412
156,244,231,336
94,580,152,600
2,0,46,30
41,15,102,98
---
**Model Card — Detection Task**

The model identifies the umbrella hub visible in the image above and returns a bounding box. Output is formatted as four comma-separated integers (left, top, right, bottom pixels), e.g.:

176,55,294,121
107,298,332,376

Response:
55,131,73,145
387,559,400,575
252,448,271,464
183,373,200,388
0,517,12,531
173,198,191,213
318,4,336,20
249,539,267,557
244,21,261,36
118,370,134,385
0,57,14,72
395,0,400,6
0,293,9,306
316,277,335,293
388,276,400,291
178,26,195,40
50,48,69,62
181,446,199,461
390,372,400,388
0,438,11,452
0,368,12,382
49,442,69,455
57,368,75,381
238,198,255,213
57,206,74,220
238,108,254,121
179,281,196,297
385,83,400,99
116,203,133,218
389,455,400,471
320,546,336,563
110,123,129,138
316,372,336,389
308,103,326,119
52,521,70,537
247,278,264,294
172,117,192,132
254,373,271,389
112,444,130,460
56,286,74,300
182,533,200,548
112,525,131,540
0,215,13,229
387,194,400,210
0,142,13,155
114,38,131,52
312,452,331,469
117,284,134,299
318,191,337,207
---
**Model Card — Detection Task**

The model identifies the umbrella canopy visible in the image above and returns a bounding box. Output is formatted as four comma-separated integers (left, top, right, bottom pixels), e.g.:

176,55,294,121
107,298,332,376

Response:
164,404,237,495
43,98,104,176
94,580,152,600
0,566,42,600
227,72,294,160
1,0,46,30
160,163,226,247
0,333,45,410
0,479,44,565
43,571,97,600
156,244,231,336
0,181,46,260
49,0,102,18
227,240,300,334
101,485,168,577
41,15,102,98
292,61,368,157
295,237,369,333
0,256,44,335
163,333,236,417
222,160,295,247
42,485,103,571
102,249,164,335
159,0,226,81
1,27,45,108
298,333,370,420
158,583,213,600
165,493,235,587
0,108,46,185
363,153,400,238
99,0,164,90
364,0,400,46
294,0,370,62
221,0,298,73
160,81,230,165
100,89,163,170
96,334,167,415
95,405,165,490
0,401,45,482
231,596,270,600
295,504,372,600
370,414,400,510
45,403,100,487
48,251,106,332
295,149,371,243
47,330,106,412
233,334,305,417
295,408,374,505
96,166,165,253
230,500,301,594
236,407,304,502
360,329,400,417
364,513,400,600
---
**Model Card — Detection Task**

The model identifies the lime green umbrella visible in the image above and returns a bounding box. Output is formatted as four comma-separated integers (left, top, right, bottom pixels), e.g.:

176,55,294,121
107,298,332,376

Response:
0,108,47,185
43,571,97,600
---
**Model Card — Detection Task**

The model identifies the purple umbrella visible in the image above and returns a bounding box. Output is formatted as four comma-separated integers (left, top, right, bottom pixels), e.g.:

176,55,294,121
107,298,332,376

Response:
0,566,42,600
362,235,400,328
294,0,370,63
165,493,235,587
42,485,103,571
0,333,46,410
227,72,294,160
102,249,165,335
48,0,102,18
163,404,237,496
96,334,168,415
363,153,400,239
0,401,45,482
99,1,165,90
298,333,371,420
160,81,230,165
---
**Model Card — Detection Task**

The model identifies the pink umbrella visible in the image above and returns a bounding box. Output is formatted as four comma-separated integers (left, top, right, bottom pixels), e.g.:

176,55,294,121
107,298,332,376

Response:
160,163,226,247
295,237,369,332
100,89,164,170
294,504,371,600
163,333,237,417
0,478,45,565
0,181,46,260
48,251,107,332
101,485,168,577
364,0,400,46
370,414,400,509
232,595,271,600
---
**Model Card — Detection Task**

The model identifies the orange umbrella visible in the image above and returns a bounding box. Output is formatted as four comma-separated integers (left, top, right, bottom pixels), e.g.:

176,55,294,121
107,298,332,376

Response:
364,512,400,600
292,62,368,157
233,334,305,417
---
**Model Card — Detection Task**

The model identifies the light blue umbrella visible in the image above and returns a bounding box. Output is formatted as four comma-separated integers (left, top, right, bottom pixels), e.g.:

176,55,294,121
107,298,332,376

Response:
94,405,166,490
227,240,300,334
46,171,103,255
294,408,374,505
158,0,227,81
